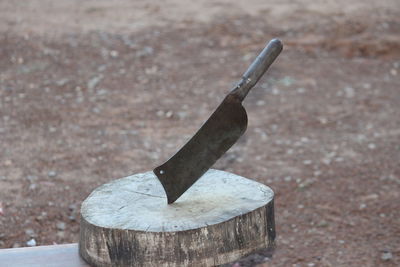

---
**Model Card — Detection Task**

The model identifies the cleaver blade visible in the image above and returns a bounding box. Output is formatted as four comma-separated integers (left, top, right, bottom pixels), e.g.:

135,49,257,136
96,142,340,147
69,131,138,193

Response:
154,39,283,204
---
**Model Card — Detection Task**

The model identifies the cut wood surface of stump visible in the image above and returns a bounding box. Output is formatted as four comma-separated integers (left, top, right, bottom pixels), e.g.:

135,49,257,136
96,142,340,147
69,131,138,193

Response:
79,169,275,267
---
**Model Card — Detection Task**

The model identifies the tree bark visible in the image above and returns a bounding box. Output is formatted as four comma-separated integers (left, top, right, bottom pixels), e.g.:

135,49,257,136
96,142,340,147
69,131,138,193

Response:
79,169,275,267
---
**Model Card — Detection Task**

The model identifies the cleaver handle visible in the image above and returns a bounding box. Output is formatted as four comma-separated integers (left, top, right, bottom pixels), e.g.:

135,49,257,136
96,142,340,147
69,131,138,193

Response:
231,38,283,101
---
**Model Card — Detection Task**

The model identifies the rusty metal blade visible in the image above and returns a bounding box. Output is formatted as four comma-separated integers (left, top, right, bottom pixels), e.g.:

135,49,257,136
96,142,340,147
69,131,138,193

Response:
154,39,283,204
154,94,247,203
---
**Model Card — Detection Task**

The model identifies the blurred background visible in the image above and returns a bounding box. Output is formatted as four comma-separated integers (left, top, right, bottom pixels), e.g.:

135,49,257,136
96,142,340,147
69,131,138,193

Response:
0,0,399,266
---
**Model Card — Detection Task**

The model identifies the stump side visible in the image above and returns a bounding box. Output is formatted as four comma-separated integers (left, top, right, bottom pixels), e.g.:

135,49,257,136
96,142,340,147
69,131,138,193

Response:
79,170,275,267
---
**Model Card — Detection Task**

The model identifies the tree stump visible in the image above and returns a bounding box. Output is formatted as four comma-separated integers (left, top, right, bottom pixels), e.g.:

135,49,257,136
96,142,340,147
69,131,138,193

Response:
79,169,275,267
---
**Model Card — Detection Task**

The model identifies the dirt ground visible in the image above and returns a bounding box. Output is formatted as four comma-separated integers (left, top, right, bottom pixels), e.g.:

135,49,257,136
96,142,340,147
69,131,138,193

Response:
0,0,399,266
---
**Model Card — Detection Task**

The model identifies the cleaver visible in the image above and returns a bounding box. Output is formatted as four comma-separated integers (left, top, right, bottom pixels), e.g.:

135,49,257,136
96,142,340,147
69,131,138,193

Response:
154,39,283,204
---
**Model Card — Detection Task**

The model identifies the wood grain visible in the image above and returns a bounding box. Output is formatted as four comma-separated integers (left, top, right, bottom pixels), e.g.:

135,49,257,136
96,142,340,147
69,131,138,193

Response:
79,169,275,267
